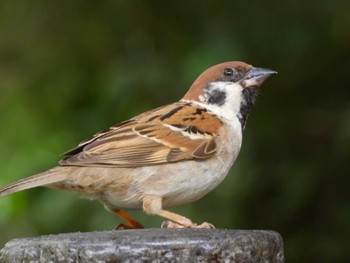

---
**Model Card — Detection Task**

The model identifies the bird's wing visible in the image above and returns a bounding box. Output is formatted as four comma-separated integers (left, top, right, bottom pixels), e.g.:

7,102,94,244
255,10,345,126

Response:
59,102,223,168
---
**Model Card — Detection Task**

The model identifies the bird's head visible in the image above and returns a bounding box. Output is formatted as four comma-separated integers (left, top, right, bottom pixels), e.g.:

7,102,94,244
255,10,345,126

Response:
182,61,277,127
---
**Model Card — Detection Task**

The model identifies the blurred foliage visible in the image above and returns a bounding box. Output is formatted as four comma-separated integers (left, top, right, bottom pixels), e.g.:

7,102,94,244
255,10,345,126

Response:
0,0,349,261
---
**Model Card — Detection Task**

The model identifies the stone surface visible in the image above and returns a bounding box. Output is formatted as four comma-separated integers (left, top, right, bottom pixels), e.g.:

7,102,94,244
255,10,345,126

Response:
0,229,284,262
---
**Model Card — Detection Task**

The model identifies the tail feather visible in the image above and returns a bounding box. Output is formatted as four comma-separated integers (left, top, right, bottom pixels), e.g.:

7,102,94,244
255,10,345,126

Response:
0,168,67,197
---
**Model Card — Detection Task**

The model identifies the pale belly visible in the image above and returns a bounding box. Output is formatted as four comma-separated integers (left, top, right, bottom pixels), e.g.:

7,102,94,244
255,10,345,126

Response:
102,132,241,209
106,158,231,209
51,156,236,211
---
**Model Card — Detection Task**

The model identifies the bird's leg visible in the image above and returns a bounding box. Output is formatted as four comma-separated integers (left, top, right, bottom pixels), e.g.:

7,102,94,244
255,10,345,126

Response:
108,207,144,229
142,196,215,229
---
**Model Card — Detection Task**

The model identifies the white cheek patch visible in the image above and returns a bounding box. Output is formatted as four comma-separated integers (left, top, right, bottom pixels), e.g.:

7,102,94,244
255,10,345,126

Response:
183,82,243,123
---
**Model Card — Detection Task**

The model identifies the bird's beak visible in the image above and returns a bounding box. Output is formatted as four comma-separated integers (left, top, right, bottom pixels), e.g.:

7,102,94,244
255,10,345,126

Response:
241,67,277,88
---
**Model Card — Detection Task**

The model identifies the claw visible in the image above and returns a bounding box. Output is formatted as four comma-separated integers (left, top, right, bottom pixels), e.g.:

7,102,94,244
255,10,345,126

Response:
161,220,215,229
195,222,215,229
161,220,185,228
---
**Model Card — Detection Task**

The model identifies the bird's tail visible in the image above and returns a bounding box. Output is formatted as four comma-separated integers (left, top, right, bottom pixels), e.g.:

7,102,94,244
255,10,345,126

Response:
0,168,67,197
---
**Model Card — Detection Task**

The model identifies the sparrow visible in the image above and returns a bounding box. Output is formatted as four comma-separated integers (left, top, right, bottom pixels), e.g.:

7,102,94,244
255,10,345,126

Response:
0,61,276,229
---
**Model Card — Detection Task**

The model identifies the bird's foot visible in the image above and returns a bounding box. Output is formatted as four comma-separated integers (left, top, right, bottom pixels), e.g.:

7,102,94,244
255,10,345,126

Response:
161,220,215,229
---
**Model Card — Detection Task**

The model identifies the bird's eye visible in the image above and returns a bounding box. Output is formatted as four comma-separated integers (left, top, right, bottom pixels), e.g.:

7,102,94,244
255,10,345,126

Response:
223,67,234,76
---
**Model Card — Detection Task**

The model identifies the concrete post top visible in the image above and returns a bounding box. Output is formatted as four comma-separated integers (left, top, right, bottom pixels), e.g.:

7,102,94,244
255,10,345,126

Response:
0,229,284,262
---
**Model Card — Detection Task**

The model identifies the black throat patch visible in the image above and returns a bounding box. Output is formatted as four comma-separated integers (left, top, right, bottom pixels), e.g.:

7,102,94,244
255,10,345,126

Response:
238,88,259,129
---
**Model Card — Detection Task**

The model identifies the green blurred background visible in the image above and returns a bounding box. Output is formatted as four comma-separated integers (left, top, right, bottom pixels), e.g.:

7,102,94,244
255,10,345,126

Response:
0,0,349,261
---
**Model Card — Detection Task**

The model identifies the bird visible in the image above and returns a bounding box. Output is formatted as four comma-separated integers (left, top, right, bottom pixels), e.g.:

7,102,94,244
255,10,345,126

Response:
0,61,276,229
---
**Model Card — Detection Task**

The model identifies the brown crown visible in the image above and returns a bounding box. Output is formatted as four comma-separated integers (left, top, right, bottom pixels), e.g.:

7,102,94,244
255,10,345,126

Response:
182,61,252,102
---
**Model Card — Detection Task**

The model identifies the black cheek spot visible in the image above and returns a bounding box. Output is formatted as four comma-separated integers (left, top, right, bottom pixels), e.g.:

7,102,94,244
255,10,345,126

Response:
207,89,226,106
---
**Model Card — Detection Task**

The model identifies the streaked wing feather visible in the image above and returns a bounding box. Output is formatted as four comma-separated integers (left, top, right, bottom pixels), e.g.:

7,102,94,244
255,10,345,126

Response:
59,102,221,168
